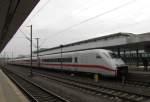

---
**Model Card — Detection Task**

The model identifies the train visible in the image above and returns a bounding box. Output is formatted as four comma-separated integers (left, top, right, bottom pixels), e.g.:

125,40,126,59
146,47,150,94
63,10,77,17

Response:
12,49,128,78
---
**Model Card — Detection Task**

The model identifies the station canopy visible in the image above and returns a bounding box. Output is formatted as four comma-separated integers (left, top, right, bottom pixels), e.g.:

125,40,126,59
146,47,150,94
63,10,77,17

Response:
0,0,39,52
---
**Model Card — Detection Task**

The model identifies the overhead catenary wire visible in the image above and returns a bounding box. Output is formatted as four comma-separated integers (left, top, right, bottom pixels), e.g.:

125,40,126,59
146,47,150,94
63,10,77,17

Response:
19,29,48,50
39,38,47,48
23,0,136,48
25,0,117,47
28,0,93,23
42,0,136,45
19,29,30,41
26,0,52,23
33,0,96,48
19,29,37,48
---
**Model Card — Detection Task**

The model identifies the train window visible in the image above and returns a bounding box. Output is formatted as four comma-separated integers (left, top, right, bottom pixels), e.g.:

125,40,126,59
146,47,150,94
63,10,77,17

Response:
68,58,72,62
42,57,72,63
32,59,37,62
62,58,72,62
103,53,109,58
109,53,119,58
58,58,61,62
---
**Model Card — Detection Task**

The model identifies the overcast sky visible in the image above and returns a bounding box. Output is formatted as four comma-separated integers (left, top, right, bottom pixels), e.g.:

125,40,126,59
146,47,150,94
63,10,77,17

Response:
2,0,150,57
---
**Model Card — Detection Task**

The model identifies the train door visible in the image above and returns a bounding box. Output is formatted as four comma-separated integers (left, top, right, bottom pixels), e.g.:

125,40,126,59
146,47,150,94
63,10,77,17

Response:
73,52,78,71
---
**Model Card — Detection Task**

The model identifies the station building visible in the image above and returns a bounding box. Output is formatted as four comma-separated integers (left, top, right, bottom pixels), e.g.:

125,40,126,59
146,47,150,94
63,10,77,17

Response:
36,32,150,66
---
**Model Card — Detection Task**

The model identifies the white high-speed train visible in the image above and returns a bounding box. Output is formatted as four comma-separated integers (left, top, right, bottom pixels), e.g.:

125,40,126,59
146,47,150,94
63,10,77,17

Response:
13,49,128,77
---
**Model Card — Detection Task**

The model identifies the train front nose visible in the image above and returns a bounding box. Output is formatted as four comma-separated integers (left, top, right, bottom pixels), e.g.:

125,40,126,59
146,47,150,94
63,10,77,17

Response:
117,66,128,78
112,58,128,78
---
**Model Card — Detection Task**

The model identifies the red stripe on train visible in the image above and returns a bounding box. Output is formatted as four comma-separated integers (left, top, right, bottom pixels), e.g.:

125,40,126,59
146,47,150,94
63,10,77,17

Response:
45,64,115,72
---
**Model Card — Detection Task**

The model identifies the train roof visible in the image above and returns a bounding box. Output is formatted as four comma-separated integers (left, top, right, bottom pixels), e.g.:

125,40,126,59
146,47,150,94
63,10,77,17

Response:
37,49,112,57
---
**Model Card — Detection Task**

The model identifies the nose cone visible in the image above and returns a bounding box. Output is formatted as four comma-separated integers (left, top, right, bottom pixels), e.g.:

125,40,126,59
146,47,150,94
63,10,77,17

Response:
113,58,125,67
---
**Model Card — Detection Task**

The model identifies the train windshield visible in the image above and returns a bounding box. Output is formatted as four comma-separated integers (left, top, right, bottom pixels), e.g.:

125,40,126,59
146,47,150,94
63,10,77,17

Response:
109,52,119,58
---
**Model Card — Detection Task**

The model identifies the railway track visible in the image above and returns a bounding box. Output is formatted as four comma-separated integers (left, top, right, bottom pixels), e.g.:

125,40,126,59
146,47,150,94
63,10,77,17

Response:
9,65,150,88
126,73,150,88
5,65,150,102
34,71,150,102
125,80,150,88
3,69,70,102
32,68,150,88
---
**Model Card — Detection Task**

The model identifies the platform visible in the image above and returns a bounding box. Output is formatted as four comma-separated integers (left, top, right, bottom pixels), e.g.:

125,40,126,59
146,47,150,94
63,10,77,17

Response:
129,65,150,72
129,65,150,77
0,69,29,102
129,70,150,75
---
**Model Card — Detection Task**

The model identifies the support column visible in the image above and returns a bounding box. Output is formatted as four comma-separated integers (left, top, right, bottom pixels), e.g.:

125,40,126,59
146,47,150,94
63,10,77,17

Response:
123,50,126,62
136,48,139,67
60,45,63,70
124,50,126,57
118,48,120,57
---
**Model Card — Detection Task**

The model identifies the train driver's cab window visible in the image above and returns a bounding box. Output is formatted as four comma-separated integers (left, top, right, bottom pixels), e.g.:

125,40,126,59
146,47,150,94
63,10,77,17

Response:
96,54,101,59
75,57,78,63
109,53,119,58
